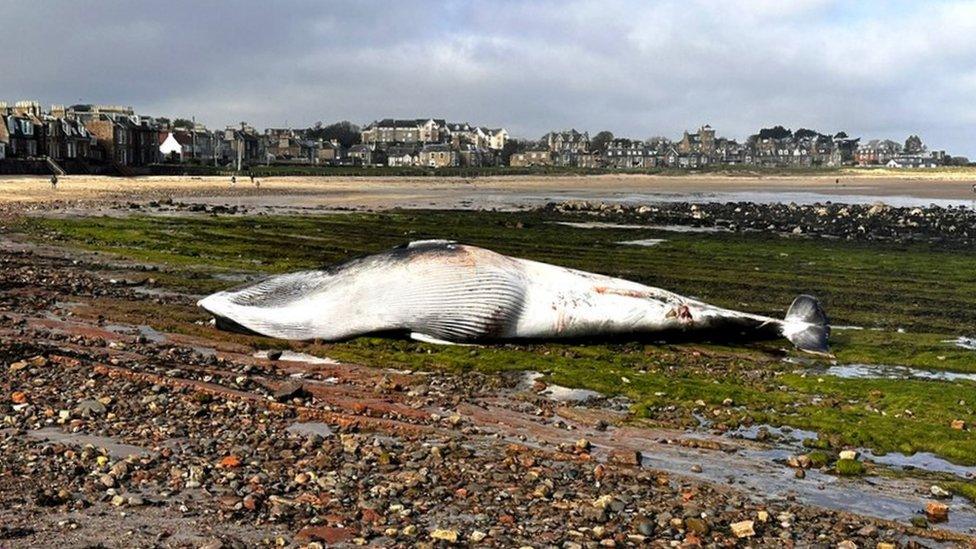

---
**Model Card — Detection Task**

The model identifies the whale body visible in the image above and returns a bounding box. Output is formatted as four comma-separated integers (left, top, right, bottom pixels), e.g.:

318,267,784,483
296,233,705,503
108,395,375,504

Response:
198,240,830,354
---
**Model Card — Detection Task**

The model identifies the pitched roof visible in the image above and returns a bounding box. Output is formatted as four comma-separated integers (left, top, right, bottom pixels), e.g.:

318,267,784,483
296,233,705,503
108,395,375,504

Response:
421,143,453,152
370,119,424,129
386,145,420,156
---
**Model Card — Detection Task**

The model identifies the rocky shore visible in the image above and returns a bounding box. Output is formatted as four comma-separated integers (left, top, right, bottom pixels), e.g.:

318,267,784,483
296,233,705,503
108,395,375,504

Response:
0,232,965,548
545,200,976,247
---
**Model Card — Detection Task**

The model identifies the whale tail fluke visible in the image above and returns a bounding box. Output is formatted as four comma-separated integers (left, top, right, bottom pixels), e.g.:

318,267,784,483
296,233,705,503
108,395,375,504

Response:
783,295,831,356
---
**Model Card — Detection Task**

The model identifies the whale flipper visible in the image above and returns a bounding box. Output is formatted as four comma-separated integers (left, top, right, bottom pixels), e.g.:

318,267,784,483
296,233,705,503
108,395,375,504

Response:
782,295,831,356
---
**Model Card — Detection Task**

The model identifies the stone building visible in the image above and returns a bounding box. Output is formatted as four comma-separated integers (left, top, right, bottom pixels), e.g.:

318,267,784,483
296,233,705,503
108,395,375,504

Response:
605,138,657,168
677,125,716,156
419,143,457,168
386,145,420,167
361,118,446,145
509,149,553,167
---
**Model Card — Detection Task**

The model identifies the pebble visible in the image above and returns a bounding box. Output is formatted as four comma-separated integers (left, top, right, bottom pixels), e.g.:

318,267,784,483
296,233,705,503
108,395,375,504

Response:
429,528,458,542
730,520,755,538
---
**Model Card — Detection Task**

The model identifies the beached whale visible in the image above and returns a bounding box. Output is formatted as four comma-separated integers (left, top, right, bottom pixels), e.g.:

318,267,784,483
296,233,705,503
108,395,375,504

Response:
198,240,830,354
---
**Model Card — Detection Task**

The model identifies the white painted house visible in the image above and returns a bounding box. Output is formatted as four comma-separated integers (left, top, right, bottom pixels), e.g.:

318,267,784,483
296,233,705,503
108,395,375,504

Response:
159,131,186,160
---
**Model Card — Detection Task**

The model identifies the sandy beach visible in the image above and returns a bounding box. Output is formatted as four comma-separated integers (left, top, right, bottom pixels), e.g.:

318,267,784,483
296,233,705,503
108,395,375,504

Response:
2,171,976,210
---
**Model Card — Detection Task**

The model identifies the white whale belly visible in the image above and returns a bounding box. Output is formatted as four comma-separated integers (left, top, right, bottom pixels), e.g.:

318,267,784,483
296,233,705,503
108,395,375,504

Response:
508,258,681,338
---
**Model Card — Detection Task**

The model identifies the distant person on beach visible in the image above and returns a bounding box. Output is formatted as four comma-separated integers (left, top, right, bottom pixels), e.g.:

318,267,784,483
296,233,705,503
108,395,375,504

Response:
255,179,260,188
249,171,255,184
50,174,58,190
231,175,236,186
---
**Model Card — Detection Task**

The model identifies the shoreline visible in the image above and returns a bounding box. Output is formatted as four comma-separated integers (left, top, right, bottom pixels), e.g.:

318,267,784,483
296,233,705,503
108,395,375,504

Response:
0,173,975,209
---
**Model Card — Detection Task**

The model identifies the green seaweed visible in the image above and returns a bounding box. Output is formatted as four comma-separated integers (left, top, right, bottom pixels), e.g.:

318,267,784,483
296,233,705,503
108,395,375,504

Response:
11,209,976,465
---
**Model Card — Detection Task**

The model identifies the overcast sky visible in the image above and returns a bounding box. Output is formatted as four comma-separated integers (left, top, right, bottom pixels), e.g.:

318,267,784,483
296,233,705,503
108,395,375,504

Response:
3,0,975,155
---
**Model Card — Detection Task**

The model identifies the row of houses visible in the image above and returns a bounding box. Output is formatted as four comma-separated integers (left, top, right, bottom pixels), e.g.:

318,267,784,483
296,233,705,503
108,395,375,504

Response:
0,101,194,169
0,100,953,171
0,101,343,170
352,119,509,168
361,119,507,150
510,125,949,169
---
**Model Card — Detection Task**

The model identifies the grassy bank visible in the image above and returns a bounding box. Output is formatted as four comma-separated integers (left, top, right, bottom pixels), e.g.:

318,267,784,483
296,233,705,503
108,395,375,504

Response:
14,210,976,464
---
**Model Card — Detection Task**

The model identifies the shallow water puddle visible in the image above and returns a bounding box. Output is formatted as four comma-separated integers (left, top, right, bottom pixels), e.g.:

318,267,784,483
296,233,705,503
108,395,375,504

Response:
724,422,976,478
519,371,604,402
618,238,667,247
640,436,976,533
945,336,976,351
17,427,152,459
253,350,340,365
552,221,726,233
728,423,819,444
869,451,976,478
541,385,604,402
825,363,976,383
103,323,168,343
285,422,334,438
671,422,976,531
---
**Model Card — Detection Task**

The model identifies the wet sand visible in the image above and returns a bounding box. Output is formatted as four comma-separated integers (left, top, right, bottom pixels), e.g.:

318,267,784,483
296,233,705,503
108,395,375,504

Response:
2,172,976,210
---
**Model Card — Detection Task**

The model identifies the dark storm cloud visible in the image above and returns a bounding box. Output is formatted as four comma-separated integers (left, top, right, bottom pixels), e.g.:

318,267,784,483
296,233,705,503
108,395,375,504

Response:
2,0,974,154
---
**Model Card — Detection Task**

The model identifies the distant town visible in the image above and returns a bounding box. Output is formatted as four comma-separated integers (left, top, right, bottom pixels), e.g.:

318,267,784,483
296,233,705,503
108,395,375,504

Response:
0,99,968,176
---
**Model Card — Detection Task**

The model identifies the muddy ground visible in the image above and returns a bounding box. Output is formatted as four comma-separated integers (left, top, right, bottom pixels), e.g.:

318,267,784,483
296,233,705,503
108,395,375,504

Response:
1,190,975,548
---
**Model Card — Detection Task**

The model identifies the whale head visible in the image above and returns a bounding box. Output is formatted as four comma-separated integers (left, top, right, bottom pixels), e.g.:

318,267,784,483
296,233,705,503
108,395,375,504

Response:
197,271,329,339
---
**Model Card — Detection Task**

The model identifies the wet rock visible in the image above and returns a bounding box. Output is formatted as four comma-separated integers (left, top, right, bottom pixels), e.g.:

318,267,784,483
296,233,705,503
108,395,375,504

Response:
608,449,642,466
272,381,306,401
787,454,812,469
910,516,928,529
924,501,949,523
75,399,107,417
296,526,356,544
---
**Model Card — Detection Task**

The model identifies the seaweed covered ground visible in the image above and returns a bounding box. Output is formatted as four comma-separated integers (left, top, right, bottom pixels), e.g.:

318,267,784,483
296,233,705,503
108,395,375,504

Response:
3,203,976,547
